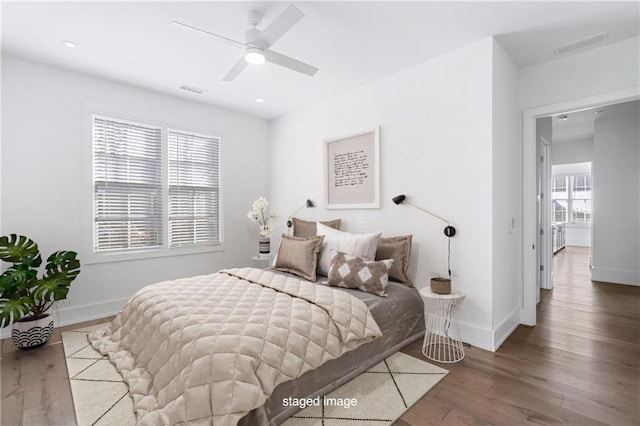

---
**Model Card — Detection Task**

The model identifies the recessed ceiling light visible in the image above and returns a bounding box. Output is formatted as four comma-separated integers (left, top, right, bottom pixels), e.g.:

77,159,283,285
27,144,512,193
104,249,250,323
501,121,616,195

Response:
255,98,264,103
558,115,569,121
62,40,77,48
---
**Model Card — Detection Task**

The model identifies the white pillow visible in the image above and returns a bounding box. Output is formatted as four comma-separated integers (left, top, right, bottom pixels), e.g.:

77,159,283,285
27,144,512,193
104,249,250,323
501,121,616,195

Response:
316,222,382,276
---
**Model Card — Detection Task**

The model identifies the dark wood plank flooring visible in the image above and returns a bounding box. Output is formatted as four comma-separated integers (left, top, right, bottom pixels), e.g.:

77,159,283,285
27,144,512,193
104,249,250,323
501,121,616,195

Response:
1,247,638,425
397,246,640,425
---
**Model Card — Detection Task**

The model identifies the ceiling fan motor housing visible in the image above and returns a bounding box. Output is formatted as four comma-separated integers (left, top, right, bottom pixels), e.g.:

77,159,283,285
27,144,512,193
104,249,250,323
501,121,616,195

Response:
245,28,261,44
247,10,262,28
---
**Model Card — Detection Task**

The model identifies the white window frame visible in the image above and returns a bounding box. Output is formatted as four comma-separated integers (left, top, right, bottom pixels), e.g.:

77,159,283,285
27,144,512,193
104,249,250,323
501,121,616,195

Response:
85,111,224,264
551,172,592,226
168,128,221,248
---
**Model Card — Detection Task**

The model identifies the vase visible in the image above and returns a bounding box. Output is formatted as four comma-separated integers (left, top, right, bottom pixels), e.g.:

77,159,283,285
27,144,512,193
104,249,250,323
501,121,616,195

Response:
11,314,55,350
430,278,452,294
259,236,271,257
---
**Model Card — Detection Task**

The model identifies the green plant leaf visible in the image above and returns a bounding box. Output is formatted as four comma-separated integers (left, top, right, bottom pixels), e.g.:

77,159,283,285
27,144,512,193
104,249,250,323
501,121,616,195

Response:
0,234,42,267
33,251,81,304
32,278,70,303
0,296,35,328
0,267,36,298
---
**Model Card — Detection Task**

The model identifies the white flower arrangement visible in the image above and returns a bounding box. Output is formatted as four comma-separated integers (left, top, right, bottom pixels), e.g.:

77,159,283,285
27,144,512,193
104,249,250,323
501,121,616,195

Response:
247,197,280,238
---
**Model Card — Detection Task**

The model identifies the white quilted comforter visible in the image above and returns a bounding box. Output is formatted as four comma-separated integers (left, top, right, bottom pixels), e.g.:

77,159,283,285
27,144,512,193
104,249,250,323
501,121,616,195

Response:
88,267,382,425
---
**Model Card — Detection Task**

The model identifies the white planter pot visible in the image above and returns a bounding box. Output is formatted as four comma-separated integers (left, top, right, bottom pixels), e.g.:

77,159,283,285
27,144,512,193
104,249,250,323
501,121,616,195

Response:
11,315,54,350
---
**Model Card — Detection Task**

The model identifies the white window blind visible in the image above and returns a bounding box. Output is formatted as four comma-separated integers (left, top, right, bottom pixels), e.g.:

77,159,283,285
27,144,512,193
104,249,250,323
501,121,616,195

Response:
93,116,163,252
168,129,220,248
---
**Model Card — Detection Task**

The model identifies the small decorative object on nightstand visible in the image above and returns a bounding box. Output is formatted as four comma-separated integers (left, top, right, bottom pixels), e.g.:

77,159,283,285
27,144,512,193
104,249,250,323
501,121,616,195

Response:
247,197,279,256
419,287,466,363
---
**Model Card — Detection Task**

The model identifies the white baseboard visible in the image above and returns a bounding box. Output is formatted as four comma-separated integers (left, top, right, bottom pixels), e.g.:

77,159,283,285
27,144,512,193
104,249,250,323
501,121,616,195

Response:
458,310,520,352
492,309,520,350
1,298,127,339
591,267,639,286
458,320,493,352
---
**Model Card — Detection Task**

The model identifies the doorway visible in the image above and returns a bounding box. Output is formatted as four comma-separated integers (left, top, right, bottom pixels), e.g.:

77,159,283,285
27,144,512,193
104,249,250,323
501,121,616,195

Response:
521,88,640,326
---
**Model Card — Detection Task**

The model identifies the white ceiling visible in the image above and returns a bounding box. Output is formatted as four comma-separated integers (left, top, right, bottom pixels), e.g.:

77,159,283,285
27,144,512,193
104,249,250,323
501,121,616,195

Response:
2,1,638,120
552,100,640,142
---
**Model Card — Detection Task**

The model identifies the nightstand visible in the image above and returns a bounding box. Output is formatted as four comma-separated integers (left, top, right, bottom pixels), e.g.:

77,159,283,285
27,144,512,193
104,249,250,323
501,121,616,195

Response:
419,287,466,363
252,255,273,269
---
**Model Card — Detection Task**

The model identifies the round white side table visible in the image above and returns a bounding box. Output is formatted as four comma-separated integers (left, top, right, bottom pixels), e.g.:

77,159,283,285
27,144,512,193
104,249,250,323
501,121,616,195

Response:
419,287,466,363
252,255,273,269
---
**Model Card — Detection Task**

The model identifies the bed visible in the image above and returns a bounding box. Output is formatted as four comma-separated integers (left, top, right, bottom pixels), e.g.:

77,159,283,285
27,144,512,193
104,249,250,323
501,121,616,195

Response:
241,275,425,425
89,225,425,425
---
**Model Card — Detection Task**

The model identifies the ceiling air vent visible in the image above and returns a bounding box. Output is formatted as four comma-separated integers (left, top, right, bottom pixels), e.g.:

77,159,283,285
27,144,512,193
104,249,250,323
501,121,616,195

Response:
554,32,609,56
180,84,207,95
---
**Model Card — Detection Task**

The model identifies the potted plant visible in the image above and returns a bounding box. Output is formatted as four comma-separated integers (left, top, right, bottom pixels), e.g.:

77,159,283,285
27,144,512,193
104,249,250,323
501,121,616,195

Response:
247,197,279,257
430,273,451,294
0,234,80,349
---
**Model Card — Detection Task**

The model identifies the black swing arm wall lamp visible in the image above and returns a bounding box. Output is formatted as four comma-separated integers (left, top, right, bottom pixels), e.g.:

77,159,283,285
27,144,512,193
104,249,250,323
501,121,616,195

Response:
392,194,456,277
286,199,315,229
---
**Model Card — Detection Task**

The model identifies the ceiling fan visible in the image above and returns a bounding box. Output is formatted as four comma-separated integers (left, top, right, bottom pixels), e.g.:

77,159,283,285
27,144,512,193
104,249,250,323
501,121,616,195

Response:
171,4,319,81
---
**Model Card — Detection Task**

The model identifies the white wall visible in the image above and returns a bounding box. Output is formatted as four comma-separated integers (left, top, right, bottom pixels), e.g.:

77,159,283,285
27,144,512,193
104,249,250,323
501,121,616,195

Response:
551,137,593,165
1,55,270,332
592,107,640,285
270,38,500,350
519,36,639,324
490,39,521,348
519,36,640,109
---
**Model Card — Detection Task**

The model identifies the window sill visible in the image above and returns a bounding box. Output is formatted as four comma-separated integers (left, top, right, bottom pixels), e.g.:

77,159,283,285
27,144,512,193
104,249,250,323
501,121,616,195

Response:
84,243,225,265
564,223,591,228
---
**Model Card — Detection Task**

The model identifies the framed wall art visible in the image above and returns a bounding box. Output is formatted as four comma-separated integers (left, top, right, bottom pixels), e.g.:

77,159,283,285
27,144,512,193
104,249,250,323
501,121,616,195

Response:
324,127,380,209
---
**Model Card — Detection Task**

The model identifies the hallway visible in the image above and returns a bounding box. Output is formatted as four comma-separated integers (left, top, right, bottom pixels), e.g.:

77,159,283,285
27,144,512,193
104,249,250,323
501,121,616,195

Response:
399,246,639,424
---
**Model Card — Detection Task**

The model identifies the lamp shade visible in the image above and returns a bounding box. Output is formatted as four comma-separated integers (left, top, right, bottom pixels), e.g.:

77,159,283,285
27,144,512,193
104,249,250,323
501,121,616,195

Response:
392,194,406,205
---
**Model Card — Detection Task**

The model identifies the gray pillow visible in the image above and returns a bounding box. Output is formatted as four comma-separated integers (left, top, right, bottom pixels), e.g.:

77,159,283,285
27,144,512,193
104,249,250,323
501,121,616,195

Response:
375,235,413,286
274,234,324,281
292,217,341,238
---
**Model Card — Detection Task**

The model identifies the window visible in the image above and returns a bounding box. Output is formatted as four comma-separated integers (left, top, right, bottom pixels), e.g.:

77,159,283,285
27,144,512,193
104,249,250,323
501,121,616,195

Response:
92,115,221,254
168,129,220,247
93,116,163,252
551,173,592,224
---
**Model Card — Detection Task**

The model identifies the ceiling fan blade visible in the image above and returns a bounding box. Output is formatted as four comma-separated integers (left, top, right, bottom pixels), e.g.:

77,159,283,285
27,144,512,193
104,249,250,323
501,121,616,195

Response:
222,56,249,81
253,4,304,49
170,21,245,48
264,50,318,77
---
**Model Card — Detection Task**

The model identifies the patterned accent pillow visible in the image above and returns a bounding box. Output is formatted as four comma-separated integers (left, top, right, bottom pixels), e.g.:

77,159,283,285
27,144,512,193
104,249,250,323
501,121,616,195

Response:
375,235,413,286
327,251,393,297
274,234,324,281
316,222,382,276
292,218,341,238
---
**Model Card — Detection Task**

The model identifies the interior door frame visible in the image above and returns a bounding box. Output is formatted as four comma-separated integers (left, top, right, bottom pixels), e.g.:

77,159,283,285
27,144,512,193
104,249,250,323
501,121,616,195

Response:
521,87,640,326
538,135,552,294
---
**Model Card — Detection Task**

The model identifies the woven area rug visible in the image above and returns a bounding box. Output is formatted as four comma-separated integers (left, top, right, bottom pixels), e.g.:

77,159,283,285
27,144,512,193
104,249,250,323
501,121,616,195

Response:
63,324,448,426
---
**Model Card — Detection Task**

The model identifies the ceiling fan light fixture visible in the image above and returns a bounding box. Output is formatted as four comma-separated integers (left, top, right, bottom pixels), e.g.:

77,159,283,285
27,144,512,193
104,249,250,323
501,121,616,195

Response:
245,47,265,65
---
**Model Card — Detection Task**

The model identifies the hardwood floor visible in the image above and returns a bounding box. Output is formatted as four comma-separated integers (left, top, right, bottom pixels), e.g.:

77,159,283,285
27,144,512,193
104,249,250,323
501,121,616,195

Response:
1,247,638,425
1,317,114,426
398,246,640,425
